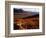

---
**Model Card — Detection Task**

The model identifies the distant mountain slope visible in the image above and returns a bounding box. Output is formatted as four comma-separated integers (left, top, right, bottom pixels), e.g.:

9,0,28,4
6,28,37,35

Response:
23,14,39,19
14,8,39,18
14,8,23,13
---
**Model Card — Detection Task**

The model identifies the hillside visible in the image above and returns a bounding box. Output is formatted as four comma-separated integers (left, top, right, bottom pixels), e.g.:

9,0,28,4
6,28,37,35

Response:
14,14,39,30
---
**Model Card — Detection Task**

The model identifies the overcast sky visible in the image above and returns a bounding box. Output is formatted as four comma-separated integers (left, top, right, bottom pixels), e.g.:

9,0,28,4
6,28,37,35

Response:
13,5,39,13
22,8,39,12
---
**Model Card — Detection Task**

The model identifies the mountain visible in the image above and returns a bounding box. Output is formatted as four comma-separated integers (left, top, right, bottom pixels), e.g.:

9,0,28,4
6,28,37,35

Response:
23,14,39,19
14,8,23,13
14,8,39,18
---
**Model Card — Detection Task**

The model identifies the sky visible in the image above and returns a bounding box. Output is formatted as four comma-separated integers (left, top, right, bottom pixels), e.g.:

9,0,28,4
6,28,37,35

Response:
13,5,39,13
22,8,39,12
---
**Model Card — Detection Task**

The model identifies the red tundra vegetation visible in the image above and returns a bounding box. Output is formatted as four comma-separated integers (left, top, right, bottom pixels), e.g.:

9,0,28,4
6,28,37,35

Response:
14,14,39,30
